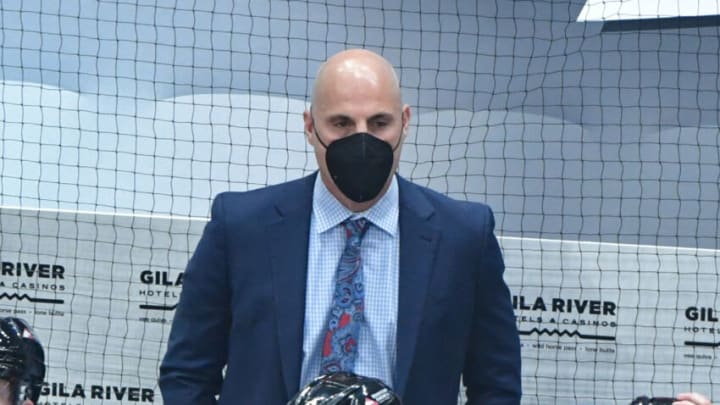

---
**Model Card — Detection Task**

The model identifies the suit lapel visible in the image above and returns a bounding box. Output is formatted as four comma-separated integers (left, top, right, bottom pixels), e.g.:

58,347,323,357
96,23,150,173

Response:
268,174,316,398
394,178,440,396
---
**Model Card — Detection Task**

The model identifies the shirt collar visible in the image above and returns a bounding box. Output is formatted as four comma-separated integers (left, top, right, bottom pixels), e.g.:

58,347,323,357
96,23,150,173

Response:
312,173,399,237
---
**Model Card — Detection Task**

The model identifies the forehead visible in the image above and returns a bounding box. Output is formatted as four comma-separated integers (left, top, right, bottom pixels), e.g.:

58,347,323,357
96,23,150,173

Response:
312,61,401,118
313,85,400,120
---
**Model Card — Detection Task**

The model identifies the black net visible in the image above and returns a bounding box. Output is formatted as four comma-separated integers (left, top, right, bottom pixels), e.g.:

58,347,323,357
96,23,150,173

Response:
0,0,718,404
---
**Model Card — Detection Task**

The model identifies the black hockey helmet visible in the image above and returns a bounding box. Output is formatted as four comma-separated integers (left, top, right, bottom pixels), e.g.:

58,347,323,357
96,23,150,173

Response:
0,317,45,403
629,396,676,405
288,372,401,405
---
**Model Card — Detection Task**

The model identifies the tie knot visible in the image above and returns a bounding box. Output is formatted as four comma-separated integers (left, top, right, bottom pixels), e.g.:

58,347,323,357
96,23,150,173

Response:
342,217,370,240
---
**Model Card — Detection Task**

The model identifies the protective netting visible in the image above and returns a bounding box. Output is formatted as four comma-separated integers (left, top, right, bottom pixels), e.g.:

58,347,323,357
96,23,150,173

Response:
0,1,718,403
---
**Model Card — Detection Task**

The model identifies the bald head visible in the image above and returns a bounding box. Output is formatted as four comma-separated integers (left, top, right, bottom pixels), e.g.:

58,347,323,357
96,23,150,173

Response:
311,49,402,111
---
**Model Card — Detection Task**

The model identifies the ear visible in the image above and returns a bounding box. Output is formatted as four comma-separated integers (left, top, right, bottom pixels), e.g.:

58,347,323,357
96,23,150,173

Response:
401,104,411,140
303,108,315,146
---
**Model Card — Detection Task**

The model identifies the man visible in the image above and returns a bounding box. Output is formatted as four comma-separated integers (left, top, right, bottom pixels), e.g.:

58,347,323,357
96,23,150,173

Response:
674,393,713,405
0,317,45,405
630,394,712,405
159,49,521,404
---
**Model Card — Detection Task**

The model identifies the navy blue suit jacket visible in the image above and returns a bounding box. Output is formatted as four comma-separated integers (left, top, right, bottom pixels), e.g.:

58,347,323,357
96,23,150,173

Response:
159,173,521,404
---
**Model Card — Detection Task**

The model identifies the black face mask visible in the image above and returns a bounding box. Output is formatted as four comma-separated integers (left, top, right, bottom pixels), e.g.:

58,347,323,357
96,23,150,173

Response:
314,126,402,203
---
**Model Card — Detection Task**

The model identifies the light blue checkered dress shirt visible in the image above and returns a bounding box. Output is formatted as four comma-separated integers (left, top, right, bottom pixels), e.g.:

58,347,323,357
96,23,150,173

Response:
300,175,400,388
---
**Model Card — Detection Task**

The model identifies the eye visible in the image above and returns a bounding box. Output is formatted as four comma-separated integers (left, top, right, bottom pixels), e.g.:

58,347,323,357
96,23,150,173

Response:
370,115,395,129
334,120,350,128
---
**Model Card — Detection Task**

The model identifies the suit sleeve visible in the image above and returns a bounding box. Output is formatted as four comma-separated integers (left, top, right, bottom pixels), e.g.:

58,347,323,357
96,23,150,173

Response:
463,206,522,405
159,194,232,405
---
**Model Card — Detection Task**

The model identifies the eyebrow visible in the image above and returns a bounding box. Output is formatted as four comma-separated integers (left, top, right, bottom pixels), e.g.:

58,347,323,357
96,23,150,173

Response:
368,113,395,122
325,112,396,122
